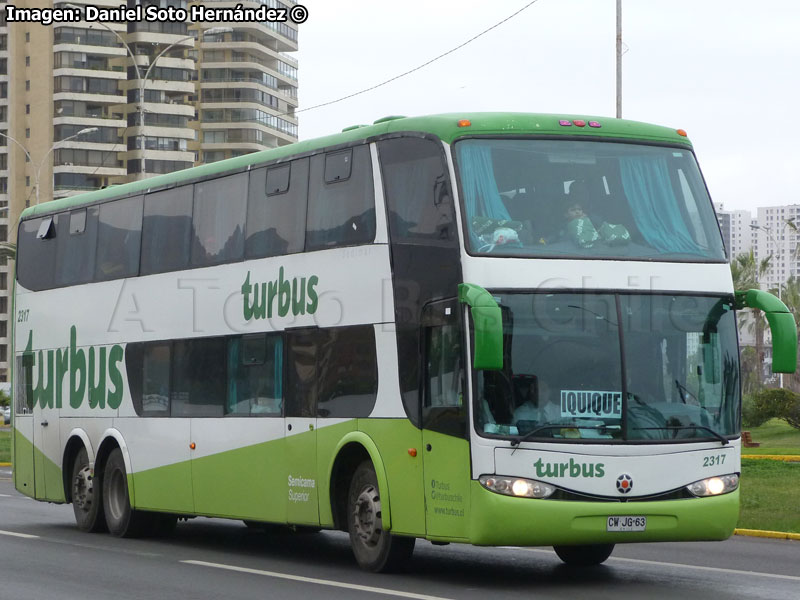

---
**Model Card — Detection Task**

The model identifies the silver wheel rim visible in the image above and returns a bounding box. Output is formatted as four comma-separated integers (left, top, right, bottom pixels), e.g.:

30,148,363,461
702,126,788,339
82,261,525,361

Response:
352,484,382,548
72,467,93,512
107,468,126,521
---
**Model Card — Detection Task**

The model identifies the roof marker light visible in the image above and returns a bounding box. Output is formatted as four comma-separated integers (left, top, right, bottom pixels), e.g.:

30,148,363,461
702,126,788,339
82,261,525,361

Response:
573,119,586,127
588,121,601,128
457,119,472,128
677,129,688,137
559,119,572,126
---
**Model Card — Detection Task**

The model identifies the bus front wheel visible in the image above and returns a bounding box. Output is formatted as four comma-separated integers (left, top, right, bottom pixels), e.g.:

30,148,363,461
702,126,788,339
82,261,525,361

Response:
71,447,106,533
347,461,415,572
103,448,148,537
553,544,615,566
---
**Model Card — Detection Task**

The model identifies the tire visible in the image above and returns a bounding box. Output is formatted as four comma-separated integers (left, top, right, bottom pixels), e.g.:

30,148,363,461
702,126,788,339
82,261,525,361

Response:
553,543,615,566
71,447,106,533
102,448,149,537
347,461,415,572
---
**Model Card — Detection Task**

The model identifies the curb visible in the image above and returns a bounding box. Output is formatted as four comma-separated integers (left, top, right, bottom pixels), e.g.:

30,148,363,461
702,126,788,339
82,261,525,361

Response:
741,455,800,462
0,462,10,467
734,528,800,541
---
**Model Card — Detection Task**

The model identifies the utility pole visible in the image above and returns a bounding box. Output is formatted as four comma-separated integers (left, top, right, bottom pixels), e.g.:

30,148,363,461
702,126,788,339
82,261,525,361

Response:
616,0,622,118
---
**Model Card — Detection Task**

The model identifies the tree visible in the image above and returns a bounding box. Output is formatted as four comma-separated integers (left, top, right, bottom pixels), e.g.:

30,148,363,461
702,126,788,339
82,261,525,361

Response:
731,250,772,389
749,388,800,430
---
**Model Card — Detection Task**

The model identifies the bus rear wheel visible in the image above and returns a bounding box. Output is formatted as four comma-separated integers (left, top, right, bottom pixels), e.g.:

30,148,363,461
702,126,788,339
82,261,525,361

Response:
71,447,106,532
347,461,415,572
103,448,149,537
553,544,615,566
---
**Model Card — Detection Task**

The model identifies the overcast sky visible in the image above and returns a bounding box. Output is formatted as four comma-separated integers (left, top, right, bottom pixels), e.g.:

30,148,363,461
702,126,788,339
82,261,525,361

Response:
294,0,799,214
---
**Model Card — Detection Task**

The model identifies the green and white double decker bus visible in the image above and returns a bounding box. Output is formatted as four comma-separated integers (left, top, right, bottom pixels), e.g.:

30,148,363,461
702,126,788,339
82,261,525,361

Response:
12,113,796,571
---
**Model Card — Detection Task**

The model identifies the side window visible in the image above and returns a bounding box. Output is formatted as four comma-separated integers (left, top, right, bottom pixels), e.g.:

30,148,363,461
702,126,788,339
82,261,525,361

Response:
95,196,143,281
317,326,377,418
379,137,456,243
171,337,227,417
192,173,247,267
55,208,98,286
17,216,57,291
285,330,318,418
246,158,308,258
15,354,34,414
129,342,172,417
227,334,283,416
306,145,375,250
141,186,193,275
423,300,466,437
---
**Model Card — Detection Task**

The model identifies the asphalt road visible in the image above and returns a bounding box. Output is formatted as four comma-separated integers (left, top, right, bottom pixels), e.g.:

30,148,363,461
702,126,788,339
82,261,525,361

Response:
1,465,799,600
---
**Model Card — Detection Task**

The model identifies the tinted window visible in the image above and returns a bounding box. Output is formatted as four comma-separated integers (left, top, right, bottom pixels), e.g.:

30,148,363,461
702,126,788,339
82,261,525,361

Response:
171,337,227,417
324,149,352,183
141,186,193,275
306,145,375,250
227,334,283,416
456,139,725,261
17,217,57,291
379,137,456,243
266,164,290,194
317,326,377,418
192,173,247,267
140,343,171,416
286,331,317,418
55,208,98,286
246,158,308,258
95,196,143,281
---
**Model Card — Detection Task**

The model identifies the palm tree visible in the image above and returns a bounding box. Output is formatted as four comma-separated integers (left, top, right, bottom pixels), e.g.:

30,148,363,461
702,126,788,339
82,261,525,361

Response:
0,242,15,261
731,250,772,388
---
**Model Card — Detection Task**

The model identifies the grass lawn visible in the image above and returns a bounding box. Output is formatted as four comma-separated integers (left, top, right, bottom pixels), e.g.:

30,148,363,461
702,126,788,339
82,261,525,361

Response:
0,430,9,463
739,459,800,533
741,419,800,454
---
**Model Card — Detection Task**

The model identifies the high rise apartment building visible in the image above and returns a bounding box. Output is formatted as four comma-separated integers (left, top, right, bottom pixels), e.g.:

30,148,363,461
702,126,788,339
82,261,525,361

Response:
716,203,800,291
0,4,10,379
0,0,299,382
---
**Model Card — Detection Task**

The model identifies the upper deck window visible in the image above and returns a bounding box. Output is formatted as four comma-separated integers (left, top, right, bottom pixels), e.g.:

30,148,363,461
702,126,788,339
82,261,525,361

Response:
455,139,725,261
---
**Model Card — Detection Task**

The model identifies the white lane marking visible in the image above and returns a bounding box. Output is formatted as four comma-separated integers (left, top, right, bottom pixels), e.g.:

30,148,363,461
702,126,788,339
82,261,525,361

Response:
0,529,39,539
182,560,454,600
0,494,11,497
507,547,800,582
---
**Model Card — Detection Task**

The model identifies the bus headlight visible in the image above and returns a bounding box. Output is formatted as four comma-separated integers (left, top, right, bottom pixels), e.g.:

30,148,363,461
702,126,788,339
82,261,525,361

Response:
479,475,556,499
686,474,739,497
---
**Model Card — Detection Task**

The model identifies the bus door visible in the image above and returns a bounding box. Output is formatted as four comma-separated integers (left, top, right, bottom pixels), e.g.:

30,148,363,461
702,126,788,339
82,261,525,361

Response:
284,329,320,525
31,352,63,501
13,353,36,497
421,300,471,540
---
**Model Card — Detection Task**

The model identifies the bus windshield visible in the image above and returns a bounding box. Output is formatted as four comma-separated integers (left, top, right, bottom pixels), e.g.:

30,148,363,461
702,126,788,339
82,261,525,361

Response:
474,293,740,443
455,139,725,261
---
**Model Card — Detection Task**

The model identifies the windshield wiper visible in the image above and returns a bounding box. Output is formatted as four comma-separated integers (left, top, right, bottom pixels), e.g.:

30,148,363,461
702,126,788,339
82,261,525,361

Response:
510,422,619,448
634,425,729,445
510,424,570,447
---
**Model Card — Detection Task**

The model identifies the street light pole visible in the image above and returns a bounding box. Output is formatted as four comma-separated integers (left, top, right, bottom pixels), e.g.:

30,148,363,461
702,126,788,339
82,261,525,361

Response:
0,127,98,206
66,6,230,179
616,0,622,118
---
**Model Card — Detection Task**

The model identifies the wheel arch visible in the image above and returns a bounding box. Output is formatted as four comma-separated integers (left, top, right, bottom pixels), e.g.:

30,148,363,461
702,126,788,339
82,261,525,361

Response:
62,429,94,503
326,432,391,531
96,429,133,504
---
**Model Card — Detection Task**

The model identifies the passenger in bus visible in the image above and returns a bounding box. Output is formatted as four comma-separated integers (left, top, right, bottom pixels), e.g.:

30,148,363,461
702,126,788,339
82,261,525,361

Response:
513,376,560,425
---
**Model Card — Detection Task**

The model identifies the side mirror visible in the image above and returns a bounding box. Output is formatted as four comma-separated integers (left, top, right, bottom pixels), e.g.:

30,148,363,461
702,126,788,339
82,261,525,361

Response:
458,283,503,370
735,289,797,373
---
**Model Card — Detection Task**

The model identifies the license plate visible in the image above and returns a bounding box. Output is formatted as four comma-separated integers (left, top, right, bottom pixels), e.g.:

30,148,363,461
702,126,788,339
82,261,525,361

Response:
606,516,646,532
